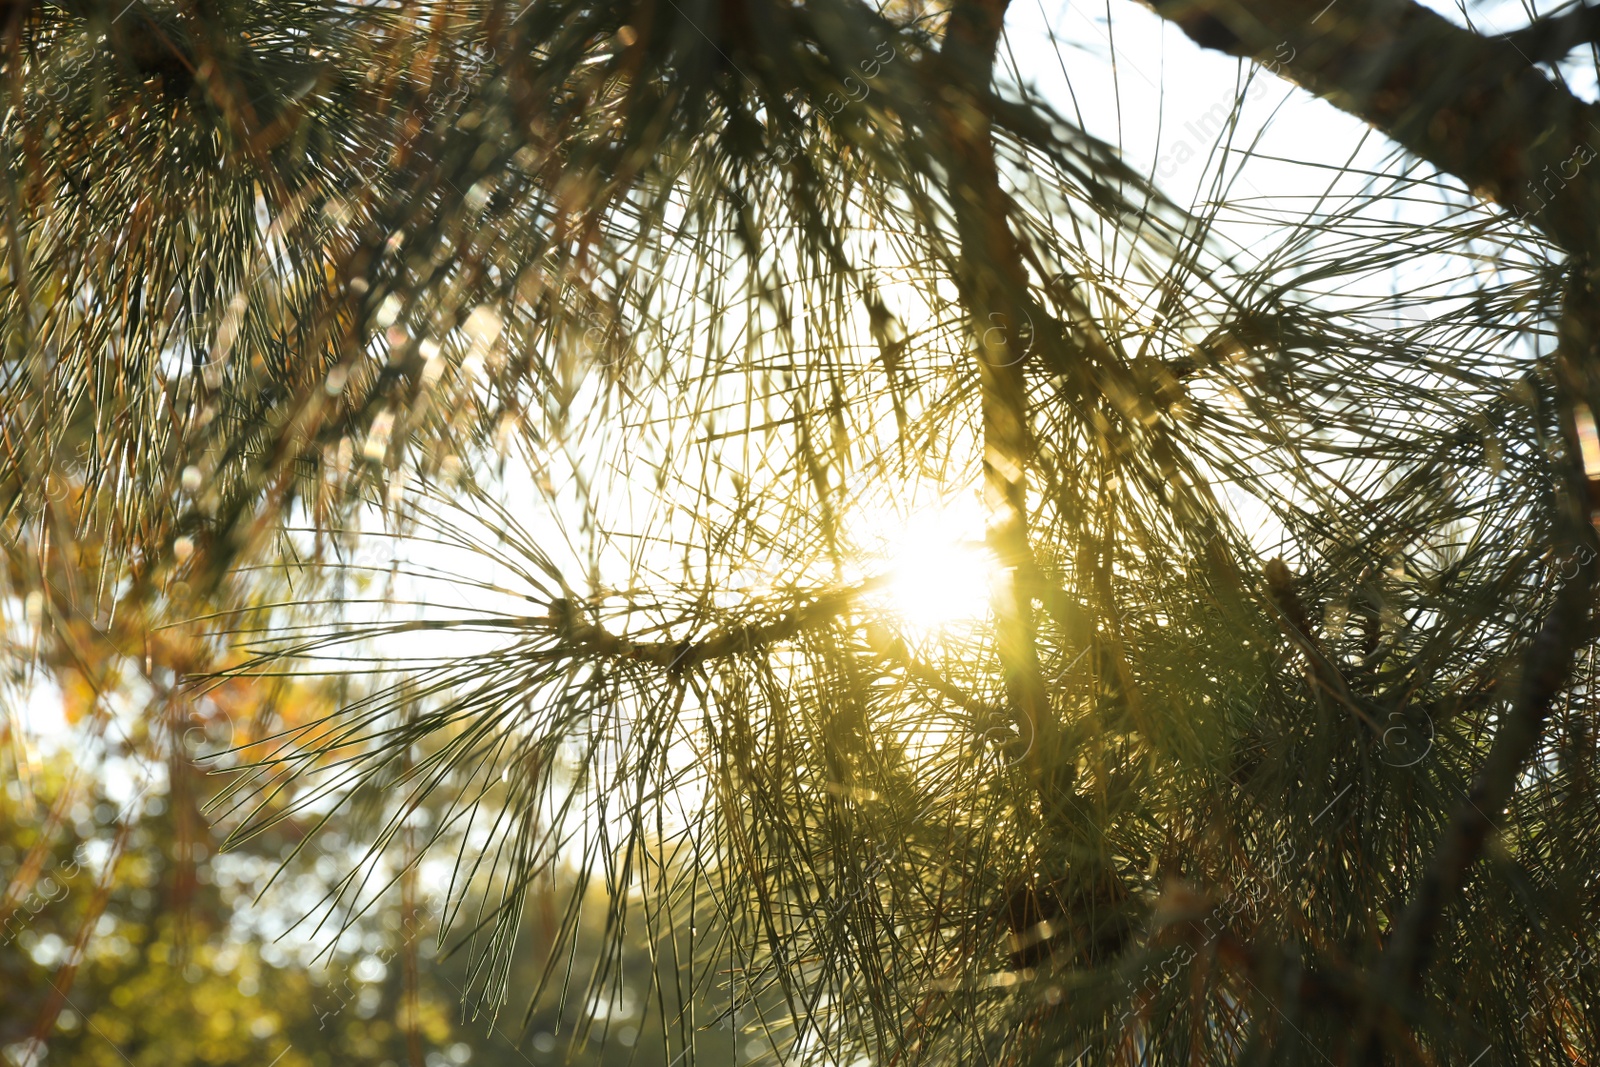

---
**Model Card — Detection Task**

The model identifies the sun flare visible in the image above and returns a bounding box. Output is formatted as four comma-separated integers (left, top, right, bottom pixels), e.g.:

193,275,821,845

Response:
860,495,1000,638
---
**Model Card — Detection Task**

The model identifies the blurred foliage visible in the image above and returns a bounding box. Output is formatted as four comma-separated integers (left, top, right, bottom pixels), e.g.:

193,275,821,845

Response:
0,750,735,1067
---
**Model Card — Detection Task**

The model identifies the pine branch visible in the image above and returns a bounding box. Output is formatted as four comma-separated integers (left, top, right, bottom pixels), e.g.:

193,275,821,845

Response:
862,623,1014,740
1356,269,1600,1058
556,590,1014,750
937,0,1057,775
1263,558,1377,731
1503,3,1600,65
547,582,877,672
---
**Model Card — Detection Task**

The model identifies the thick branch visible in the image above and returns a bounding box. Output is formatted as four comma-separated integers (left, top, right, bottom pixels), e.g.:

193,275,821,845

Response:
1263,557,1365,720
1143,0,1600,253
1503,3,1600,65
938,0,1057,770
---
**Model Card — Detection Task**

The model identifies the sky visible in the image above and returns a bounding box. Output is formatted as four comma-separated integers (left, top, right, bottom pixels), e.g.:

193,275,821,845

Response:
1013,0,1597,208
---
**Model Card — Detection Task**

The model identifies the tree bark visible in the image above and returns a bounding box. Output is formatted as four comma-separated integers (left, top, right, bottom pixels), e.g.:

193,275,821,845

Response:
1504,3,1600,66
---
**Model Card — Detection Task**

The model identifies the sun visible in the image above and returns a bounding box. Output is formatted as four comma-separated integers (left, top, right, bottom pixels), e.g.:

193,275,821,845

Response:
859,494,1000,639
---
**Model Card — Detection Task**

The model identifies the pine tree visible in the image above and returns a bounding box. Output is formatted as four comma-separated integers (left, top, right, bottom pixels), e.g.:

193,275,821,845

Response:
4,1,1599,1063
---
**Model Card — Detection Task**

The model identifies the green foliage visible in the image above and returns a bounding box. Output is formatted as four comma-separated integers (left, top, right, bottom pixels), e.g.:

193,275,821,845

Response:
0,757,728,1067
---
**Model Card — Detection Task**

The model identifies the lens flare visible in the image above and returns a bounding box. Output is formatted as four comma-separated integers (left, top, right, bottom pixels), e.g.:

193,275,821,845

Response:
860,495,998,638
